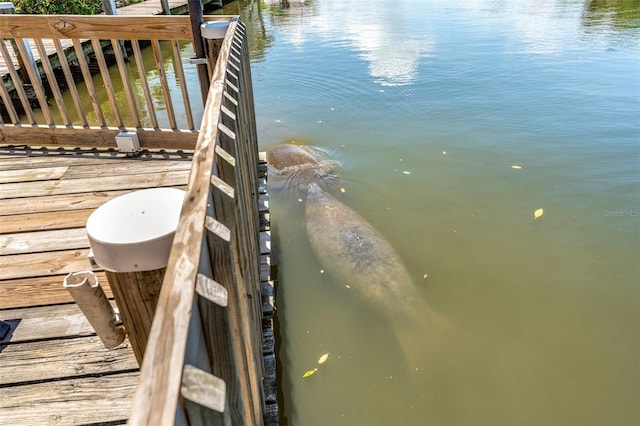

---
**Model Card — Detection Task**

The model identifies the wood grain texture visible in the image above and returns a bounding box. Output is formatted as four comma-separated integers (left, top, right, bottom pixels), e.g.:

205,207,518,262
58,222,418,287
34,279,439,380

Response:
0,189,141,216
0,169,189,199
0,372,139,426
0,272,111,309
0,302,112,343
0,209,94,234
0,227,88,255
0,249,92,280
0,166,68,183
0,125,198,149
0,15,195,40
106,269,165,366
129,21,240,426
0,336,137,386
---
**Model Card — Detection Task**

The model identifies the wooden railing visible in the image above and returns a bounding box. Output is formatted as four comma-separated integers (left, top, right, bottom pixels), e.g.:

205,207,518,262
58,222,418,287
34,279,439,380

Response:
2,14,272,425
128,18,272,425
0,15,232,149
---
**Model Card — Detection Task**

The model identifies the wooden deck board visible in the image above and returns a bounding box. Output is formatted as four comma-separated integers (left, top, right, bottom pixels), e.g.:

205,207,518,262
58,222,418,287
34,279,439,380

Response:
0,272,111,309
0,209,94,234
0,228,88,255
0,372,139,426
0,146,191,425
0,336,138,386
0,169,190,199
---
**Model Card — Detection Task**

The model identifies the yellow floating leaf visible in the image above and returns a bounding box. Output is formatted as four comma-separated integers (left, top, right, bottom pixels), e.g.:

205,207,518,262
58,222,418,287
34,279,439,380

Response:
303,368,317,378
423,273,429,280
318,353,330,364
402,171,411,175
534,208,544,220
345,284,351,289
511,165,522,170
297,198,303,202
340,187,346,193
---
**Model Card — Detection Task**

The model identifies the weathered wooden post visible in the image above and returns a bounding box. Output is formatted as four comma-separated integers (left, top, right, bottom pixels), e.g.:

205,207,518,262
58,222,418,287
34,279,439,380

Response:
86,188,185,365
188,0,210,105
0,2,41,86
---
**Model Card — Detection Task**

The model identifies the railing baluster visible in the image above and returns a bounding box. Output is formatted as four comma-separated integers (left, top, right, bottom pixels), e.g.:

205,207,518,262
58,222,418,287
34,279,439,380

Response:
170,40,195,131
112,39,141,129
91,39,123,129
0,67,20,124
131,40,159,129
14,38,54,125
0,39,36,124
72,39,107,127
52,39,88,127
151,39,177,130
34,39,72,126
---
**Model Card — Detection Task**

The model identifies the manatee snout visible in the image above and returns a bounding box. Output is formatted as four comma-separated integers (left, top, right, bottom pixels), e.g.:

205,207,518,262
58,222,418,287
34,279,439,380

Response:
266,143,342,198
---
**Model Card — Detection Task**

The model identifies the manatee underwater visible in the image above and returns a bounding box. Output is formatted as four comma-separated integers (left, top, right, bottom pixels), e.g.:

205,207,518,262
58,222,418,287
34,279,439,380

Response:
266,142,341,198
304,182,453,371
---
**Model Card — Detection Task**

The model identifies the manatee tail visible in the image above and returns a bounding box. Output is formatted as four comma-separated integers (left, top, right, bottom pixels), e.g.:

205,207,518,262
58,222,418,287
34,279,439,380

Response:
392,304,459,373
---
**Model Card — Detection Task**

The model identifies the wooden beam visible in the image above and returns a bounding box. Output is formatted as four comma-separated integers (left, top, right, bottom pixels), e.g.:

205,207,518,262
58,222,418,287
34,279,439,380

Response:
0,15,195,40
105,268,165,366
0,125,198,150
129,21,239,426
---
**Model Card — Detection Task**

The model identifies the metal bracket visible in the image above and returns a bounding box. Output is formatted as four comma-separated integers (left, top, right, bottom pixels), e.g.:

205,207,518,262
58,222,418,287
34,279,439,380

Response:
189,57,209,65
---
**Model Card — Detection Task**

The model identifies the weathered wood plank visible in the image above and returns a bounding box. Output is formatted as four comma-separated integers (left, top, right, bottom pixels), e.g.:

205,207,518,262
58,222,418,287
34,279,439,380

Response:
0,272,111,309
0,249,92,280
61,159,191,179
0,227,88,254
0,336,137,386
129,20,239,426
0,372,139,426
0,302,109,343
0,155,127,171
0,189,134,216
0,125,198,149
0,166,69,183
0,209,94,234
0,15,195,40
0,169,189,199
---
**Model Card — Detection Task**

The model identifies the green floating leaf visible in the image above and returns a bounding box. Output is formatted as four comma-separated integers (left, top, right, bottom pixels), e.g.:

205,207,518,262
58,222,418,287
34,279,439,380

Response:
303,368,318,378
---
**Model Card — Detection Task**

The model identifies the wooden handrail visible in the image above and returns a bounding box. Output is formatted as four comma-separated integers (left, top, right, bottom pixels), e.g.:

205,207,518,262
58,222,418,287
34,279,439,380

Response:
0,15,231,149
129,19,266,425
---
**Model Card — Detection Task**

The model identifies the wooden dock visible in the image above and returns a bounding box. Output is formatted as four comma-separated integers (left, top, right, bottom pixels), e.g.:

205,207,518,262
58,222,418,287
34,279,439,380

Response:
0,147,192,424
1,14,278,424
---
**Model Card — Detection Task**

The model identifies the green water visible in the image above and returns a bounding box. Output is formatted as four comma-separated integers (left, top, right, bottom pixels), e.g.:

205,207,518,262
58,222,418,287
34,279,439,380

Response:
211,0,640,425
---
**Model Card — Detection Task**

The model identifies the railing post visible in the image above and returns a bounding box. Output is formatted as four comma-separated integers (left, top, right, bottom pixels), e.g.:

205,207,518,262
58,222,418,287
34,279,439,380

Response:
188,0,210,105
85,188,186,365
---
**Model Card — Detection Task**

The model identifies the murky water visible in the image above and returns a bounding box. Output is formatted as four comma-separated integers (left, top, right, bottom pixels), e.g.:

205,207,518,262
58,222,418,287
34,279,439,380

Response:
9,1,635,424
214,1,640,425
